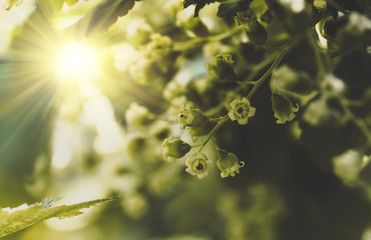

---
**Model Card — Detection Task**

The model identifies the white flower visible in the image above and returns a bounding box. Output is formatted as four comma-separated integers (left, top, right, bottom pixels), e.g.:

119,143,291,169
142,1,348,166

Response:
228,97,256,125
185,153,211,179
216,149,245,178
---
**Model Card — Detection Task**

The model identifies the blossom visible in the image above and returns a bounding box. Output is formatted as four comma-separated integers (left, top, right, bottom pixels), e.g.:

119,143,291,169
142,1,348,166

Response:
185,153,211,179
162,137,191,162
228,97,256,125
178,105,209,128
216,149,245,178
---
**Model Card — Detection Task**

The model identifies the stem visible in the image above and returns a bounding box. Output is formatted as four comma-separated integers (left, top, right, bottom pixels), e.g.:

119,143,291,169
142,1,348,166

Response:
173,26,243,51
340,98,371,147
246,32,302,100
198,115,230,152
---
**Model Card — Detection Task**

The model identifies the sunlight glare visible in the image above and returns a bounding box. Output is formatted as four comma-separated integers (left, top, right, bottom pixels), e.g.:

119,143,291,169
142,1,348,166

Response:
57,41,101,82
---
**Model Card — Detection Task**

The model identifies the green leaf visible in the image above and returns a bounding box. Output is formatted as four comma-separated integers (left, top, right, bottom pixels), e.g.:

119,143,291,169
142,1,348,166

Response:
183,0,220,17
66,0,136,38
0,197,115,238
217,0,251,18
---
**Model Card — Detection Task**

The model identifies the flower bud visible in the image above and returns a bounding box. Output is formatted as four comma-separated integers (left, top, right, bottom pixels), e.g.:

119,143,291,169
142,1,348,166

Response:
162,137,191,162
216,149,245,178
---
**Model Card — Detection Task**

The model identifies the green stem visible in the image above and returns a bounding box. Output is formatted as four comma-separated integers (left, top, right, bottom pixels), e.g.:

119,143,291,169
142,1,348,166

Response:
246,32,302,100
198,115,230,152
173,26,243,51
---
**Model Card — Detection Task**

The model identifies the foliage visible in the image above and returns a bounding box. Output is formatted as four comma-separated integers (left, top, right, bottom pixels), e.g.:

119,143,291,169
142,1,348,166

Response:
1,0,371,239
0,198,114,238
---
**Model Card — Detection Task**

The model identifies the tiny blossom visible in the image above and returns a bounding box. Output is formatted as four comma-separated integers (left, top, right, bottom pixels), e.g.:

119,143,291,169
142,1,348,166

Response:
206,54,236,81
178,105,209,128
162,137,191,162
228,97,256,125
185,153,211,179
216,149,245,178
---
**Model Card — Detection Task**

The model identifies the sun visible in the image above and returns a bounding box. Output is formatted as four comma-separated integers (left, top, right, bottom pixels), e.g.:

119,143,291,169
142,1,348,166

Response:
57,41,102,83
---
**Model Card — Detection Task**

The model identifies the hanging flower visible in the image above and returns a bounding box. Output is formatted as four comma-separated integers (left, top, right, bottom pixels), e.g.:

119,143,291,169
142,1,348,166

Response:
216,149,245,178
178,105,209,129
185,153,211,179
162,137,191,162
228,97,256,125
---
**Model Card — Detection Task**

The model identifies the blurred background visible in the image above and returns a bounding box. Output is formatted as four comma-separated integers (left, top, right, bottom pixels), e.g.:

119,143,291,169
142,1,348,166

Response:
1,0,371,239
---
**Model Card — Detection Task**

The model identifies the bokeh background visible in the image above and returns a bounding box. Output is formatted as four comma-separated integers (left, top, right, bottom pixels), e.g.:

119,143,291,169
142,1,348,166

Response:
1,0,371,239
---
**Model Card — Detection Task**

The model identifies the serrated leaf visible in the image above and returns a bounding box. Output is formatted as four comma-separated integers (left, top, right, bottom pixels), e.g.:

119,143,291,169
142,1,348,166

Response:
0,197,115,238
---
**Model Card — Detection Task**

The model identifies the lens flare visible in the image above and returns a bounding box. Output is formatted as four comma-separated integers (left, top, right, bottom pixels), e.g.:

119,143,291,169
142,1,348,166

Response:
57,41,101,82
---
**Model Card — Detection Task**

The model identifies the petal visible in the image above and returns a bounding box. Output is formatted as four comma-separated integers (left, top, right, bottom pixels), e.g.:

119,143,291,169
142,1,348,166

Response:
248,107,256,117
228,111,237,121
230,99,239,108
220,171,228,178
185,168,196,175
237,118,248,125
197,171,209,179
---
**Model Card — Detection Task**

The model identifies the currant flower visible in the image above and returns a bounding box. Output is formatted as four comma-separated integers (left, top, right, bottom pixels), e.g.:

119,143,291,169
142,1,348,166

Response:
185,153,211,179
162,137,191,162
206,54,236,81
228,97,256,125
178,105,209,129
216,149,245,178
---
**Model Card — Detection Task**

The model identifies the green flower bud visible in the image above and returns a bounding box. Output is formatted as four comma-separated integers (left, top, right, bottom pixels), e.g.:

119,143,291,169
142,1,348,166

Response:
178,105,209,128
228,97,256,125
216,149,245,178
185,152,211,179
162,137,191,162
206,54,236,81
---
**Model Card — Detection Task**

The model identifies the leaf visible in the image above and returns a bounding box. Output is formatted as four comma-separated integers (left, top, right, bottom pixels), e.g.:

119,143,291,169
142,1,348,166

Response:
0,197,115,238
66,0,136,38
183,0,220,17
217,0,251,18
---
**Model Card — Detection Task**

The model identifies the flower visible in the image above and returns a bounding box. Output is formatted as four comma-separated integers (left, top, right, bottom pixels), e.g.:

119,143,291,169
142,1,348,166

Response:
228,97,256,125
185,153,211,179
206,54,236,81
162,137,191,162
178,105,209,128
216,149,245,178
